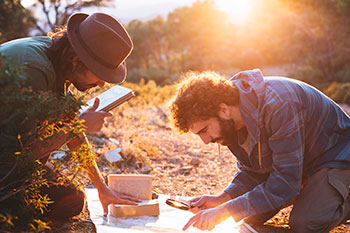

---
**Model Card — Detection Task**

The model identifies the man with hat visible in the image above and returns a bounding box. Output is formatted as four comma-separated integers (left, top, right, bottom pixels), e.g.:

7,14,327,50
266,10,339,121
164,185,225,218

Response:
0,12,139,220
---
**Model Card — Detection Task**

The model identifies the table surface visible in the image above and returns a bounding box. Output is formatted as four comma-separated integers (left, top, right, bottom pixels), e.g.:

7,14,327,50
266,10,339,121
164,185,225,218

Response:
85,188,257,233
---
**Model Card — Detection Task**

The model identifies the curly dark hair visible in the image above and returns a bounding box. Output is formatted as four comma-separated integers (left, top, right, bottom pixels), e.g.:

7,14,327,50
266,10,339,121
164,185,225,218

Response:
46,26,88,82
169,71,239,133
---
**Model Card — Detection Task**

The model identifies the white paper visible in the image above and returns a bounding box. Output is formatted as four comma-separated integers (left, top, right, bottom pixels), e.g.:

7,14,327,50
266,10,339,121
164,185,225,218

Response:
85,188,257,233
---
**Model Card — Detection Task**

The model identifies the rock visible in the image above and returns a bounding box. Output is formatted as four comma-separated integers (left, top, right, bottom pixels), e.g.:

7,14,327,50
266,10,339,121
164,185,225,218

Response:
113,168,122,174
50,151,66,160
108,138,120,146
178,165,193,175
92,137,106,146
104,148,123,163
168,157,182,165
190,158,201,166
143,166,152,174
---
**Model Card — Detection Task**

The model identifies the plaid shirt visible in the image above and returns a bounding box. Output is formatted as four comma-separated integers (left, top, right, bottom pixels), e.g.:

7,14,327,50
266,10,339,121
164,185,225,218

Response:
224,69,350,222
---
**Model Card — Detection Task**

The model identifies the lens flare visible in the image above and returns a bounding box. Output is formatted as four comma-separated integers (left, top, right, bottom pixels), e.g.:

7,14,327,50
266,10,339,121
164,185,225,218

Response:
215,0,254,25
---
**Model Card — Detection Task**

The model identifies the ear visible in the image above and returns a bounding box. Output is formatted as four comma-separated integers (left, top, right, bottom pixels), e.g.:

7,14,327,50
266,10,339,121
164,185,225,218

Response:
218,103,231,120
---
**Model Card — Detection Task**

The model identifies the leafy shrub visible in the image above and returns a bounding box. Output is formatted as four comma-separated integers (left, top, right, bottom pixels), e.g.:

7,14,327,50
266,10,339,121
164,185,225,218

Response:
0,55,94,231
324,82,350,105
127,67,181,86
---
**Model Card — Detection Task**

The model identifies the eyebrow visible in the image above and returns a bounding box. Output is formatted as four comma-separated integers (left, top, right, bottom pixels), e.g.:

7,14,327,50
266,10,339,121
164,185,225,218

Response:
195,125,208,135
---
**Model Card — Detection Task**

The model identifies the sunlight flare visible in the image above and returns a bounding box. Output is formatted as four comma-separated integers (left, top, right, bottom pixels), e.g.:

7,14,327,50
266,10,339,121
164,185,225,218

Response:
215,0,254,25
21,0,35,7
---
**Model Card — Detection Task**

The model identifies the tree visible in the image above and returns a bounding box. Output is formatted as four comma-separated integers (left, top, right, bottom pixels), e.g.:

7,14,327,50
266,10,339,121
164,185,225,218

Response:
0,0,34,43
167,0,232,71
0,0,113,42
28,0,112,35
281,0,350,83
127,17,170,72
127,17,176,84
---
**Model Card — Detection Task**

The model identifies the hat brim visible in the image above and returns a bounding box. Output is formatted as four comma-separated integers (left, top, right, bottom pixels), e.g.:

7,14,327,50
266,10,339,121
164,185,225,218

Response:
67,13,126,84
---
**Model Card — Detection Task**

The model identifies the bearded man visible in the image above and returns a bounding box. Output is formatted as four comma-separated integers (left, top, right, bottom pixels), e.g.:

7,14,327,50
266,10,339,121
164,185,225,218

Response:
170,69,350,233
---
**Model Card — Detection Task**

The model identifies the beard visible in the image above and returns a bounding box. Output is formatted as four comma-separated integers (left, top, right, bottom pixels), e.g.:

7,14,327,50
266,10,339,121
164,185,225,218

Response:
71,79,97,91
212,117,238,146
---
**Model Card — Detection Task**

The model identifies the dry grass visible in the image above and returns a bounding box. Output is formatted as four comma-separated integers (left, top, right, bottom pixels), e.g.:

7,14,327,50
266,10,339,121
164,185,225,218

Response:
69,81,350,233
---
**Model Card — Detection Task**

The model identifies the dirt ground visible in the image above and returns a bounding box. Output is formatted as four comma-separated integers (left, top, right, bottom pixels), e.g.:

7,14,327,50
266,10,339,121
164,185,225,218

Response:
62,104,350,233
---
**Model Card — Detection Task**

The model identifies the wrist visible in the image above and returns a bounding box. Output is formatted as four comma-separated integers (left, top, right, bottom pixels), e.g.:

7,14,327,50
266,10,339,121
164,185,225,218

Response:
221,202,231,218
95,179,109,192
67,133,87,150
217,192,231,203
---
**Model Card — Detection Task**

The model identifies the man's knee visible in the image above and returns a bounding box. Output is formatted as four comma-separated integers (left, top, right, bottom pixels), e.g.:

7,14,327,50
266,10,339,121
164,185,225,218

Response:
289,213,338,233
289,168,350,233
289,213,315,233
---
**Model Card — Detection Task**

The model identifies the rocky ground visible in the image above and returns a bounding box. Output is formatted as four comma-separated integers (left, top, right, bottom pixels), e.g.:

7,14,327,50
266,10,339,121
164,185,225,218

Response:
55,103,350,233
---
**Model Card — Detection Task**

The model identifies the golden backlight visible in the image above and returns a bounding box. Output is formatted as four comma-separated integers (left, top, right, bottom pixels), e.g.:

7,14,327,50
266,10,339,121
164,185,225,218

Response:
215,0,254,25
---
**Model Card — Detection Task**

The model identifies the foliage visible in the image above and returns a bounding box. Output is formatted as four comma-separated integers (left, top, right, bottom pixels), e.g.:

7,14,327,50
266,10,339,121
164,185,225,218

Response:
0,0,34,43
0,55,94,231
127,66,180,85
124,0,349,84
0,0,112,39
279,0,350,83
126,0,233,78
29,0,112,35
324,82,350,105
81,80,177,174
2,0,349,84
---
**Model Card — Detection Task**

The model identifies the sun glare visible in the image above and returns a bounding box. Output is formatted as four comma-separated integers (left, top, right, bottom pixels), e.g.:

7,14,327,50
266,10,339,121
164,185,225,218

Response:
215,0,253,25
21,0,35,7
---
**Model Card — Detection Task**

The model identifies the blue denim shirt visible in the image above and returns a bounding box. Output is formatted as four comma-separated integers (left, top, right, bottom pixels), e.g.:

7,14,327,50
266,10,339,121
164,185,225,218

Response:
224,69,350,222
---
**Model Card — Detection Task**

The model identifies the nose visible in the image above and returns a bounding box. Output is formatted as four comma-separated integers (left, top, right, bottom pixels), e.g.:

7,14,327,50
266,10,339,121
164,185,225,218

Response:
199,134,211,145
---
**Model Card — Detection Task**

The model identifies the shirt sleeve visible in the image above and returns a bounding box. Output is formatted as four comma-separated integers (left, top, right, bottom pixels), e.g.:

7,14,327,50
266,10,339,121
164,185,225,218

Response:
224,162,269,199
226,101,305,222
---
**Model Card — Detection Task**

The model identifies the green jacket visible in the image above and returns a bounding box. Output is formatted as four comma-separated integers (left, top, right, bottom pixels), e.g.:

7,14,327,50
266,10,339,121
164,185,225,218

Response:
0,36,59,92
0,36,62,149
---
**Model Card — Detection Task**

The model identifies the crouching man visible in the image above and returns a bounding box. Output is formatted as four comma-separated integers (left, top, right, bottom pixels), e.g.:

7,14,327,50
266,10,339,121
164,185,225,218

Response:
169,70,350,232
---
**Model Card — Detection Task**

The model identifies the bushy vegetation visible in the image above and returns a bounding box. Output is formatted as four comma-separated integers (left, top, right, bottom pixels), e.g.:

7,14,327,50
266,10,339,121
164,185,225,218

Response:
87,74,350,177
324,82,350,105
80,79,177,173
2,0,349,85
124,0,350,85
0,56,95,232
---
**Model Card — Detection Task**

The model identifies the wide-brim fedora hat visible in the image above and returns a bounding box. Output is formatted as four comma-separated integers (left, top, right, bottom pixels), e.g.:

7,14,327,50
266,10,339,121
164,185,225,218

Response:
67,12,133,84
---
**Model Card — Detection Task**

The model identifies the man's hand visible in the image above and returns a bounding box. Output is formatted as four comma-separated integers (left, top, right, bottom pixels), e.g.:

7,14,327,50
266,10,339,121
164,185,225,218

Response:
78,98,112,133
183,204,231,231
98,185,141,216
188,193,231,214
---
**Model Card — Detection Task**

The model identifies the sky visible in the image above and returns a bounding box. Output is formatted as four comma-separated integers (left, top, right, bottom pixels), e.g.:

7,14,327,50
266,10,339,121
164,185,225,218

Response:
85,0,254,24
22,0,254,25
105,0,198,23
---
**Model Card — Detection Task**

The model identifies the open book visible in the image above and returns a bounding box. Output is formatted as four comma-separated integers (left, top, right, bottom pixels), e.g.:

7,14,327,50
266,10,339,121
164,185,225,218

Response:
81,85,135,112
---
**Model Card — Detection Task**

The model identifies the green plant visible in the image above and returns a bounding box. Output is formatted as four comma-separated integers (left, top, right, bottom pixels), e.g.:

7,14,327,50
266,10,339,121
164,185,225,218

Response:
0,55,95,232
324,82,350,105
